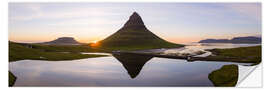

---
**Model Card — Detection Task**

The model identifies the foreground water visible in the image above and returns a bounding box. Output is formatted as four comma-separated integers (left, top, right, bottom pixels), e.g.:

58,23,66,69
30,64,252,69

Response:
9,43,260,86
10,56,255,86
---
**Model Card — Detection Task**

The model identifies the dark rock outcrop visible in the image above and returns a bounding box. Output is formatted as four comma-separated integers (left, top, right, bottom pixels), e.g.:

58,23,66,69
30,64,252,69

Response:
123,12,145,27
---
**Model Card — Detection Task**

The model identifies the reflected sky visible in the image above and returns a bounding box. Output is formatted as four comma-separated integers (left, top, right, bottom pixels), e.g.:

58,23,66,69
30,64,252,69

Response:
9,56,254,86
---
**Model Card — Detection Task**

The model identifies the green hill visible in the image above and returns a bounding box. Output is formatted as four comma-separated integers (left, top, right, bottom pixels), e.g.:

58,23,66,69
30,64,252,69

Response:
98,12,183,51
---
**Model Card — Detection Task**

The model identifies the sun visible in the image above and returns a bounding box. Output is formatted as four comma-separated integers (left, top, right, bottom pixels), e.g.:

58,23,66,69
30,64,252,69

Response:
92,40,98,44
90,40,100,47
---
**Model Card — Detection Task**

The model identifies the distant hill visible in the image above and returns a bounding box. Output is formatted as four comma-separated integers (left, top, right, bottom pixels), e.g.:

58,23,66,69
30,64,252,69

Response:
199,36,261,44
98,12,183,50
42,37,81,45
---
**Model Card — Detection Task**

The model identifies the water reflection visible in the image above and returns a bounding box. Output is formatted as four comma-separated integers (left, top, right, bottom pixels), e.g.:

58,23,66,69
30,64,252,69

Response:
112,53,153,78
9,55,255,86
113,53,240,87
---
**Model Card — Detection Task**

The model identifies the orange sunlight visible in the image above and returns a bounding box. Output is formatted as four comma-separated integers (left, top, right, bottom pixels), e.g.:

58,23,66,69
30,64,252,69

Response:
92,40,98,44
90,40,100,47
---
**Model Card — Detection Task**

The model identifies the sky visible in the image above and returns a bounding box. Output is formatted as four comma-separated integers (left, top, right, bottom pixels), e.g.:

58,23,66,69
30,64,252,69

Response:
9,3,261,44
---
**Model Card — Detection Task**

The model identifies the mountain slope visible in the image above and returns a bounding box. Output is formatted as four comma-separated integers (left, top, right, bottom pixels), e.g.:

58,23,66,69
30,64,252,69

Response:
42,37,81,45
199,36,261,44
98,12,183,50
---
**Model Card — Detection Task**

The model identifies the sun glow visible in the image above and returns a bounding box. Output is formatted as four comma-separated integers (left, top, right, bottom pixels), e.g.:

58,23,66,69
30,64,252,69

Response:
90,40,100,47
92,40,98,44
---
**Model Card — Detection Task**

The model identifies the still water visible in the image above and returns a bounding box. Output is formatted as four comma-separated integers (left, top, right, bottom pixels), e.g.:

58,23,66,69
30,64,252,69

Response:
9,43,260,87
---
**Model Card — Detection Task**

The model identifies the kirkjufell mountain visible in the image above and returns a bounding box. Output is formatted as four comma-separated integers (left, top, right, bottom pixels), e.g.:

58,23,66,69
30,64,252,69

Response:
42,37,81,45
99,12,182,49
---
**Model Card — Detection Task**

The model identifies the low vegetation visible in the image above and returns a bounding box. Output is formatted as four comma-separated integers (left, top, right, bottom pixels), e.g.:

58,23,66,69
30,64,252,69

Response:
208,64,238,87
209,46,261,63
191,46,261,64
9,42,107,62
17,43,101,52
97,43,183,51
9,71,16,87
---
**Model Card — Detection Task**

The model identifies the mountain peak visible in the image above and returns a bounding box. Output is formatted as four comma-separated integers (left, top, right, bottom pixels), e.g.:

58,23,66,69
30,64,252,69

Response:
124,12,144,27
131,12,139,17
99,12,182,49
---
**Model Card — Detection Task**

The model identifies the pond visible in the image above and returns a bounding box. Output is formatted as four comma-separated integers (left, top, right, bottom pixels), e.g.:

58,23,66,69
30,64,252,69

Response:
9,43,260,87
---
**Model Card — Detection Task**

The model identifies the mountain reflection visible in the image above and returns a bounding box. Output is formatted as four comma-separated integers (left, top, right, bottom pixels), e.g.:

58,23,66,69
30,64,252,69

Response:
208,64,239,87
113,52,240,87
112,53,153,78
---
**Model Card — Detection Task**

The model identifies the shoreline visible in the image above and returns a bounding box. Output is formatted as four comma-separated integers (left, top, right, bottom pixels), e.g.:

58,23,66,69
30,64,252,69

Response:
114,45,261,64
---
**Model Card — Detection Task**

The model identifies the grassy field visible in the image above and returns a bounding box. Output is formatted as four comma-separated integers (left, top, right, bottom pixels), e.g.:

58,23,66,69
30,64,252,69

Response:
12,41,183,53
98,23,184,51
198,46,261,64
97,43,183,51
9,42,107,62
18,43,101,52
208,64,238,87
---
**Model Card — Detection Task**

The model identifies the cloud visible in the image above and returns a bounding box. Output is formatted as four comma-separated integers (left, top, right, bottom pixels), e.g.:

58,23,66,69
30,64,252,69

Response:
222,3,261,21
9,3,126,21
47,18,123,27
9,3,261,43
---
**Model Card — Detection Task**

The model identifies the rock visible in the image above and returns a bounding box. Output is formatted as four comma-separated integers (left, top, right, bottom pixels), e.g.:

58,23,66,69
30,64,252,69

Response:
123,12,145,27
